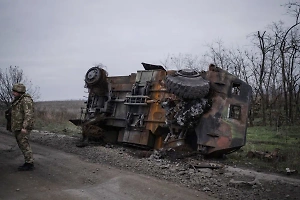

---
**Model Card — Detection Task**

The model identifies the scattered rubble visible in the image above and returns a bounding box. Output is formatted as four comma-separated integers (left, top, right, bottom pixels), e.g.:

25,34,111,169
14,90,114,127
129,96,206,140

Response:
229,177,261,188
246,148,286,162
286,168,298,175
2,127,300,200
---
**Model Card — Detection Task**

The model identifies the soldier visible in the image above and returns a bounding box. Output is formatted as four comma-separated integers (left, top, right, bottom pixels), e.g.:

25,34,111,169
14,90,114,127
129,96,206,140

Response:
10,83,35,171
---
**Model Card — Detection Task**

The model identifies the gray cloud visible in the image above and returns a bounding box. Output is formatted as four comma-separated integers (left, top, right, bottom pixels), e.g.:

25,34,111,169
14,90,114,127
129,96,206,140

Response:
0,0,293,100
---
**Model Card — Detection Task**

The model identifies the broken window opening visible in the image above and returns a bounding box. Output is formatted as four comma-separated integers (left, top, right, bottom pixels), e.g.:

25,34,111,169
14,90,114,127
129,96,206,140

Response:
231,82,241,95
229,105,241,120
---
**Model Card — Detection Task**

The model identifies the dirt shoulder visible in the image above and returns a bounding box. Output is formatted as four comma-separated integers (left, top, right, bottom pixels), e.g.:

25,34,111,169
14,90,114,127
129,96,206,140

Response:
0,131,213,200
1,127,299,200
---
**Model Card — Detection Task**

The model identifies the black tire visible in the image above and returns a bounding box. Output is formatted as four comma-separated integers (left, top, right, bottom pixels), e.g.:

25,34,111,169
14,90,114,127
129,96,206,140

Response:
85,67,102,86
165,69,210,99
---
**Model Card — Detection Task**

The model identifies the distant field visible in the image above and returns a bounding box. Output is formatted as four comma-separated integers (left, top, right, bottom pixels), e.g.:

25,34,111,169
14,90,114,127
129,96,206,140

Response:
0,100,85,137
33,100,85,135
35,100,85,115
1,100,299,176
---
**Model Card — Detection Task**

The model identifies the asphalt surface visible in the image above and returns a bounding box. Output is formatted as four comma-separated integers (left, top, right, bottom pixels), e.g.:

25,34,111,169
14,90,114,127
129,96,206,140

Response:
0,132,214,200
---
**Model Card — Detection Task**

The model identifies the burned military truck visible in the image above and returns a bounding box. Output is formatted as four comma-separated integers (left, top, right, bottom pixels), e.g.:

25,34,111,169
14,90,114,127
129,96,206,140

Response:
71,63,252,156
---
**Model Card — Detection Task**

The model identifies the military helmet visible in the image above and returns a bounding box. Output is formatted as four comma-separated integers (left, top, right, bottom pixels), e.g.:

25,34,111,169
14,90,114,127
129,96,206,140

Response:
12,83,26,93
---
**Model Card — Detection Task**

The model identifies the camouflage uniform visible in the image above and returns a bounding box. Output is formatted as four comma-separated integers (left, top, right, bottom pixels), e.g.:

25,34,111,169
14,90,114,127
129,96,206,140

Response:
11,84,35,164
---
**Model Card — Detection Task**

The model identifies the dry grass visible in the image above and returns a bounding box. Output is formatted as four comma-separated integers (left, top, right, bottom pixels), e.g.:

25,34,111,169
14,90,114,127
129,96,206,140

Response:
1,100,299,176
34,100,85,136
226,126,300,176
0,100,85,135
35,100,84,122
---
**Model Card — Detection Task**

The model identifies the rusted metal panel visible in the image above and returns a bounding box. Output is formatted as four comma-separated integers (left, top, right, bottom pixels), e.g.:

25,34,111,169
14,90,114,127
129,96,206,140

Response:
118,126,155,147
72,63,252,156
196,65,252,155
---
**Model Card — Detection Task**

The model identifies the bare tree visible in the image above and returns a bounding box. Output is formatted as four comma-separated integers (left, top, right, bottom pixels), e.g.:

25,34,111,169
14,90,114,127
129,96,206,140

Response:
0,66,40,108
161,53,204,71
160,54,171,70
203,40,233,71
247,31,273,126
158,2,300,126
278,2,300,124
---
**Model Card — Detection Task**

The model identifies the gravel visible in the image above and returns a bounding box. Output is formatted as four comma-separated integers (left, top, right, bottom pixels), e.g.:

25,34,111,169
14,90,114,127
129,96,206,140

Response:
9,129,300,200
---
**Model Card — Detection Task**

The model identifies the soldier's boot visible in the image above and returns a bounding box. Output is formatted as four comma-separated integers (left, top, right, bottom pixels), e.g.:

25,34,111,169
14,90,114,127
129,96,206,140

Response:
76,136,88,148
18,163,34,171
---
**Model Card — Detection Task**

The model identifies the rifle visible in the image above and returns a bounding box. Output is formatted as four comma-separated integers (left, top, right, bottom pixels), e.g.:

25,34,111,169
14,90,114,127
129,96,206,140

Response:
5,108,11,131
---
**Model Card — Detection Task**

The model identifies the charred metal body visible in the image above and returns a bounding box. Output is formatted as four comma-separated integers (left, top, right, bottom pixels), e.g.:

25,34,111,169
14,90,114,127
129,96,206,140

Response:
71,63,252,156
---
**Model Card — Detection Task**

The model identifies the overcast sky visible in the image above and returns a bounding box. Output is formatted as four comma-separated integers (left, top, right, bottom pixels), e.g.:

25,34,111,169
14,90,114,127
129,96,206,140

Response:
0,0,294,101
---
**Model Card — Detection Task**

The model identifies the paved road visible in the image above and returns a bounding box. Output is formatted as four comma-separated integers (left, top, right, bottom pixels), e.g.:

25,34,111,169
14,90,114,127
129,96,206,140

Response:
0,132,214,200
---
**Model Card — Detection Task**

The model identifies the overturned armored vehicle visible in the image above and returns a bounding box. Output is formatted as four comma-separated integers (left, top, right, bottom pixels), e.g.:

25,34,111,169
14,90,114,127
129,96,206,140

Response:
71,63,252,156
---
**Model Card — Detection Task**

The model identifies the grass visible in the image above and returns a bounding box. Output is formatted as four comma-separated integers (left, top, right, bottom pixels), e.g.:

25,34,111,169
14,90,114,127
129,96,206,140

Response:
0,100,85,137
33,100,85,136
1,100,299,177
226,126,300,176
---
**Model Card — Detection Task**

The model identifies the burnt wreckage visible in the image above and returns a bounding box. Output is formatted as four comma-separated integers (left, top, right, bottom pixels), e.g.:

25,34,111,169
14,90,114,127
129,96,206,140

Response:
70,63,252,156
